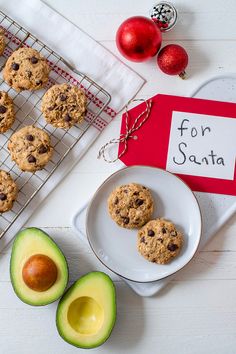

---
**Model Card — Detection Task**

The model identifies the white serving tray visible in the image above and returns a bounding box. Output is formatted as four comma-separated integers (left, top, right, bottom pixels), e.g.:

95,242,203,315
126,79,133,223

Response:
72,74,236,296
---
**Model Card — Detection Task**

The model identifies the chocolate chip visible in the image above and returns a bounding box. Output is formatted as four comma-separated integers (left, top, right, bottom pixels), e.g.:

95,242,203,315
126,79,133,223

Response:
36,80,42,86
31,56,38,64
123,189,128,193
114,197,119,205
26,134,34,141
123,217,129,224
0,193,7,201
162,228,167,234
152,259,157,263
28,155,36,163
48,105,55,111
167,243,179,252
0,93,2,99
115,209,120,214
12,63,19,71
18,86,26,90
148,230,155,237
38,145,48,154
64,113,71,122
157,238,163,243
26,70,32,78
136,199,144,206
142,186,147,190
133,191,139,196
140,236,145,243
60,94,67,101
0,105,7,113
171,230,177,237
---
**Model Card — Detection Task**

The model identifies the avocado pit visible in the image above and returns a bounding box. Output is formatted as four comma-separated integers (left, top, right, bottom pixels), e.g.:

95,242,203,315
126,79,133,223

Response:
22,254,58,292
67,296,104,335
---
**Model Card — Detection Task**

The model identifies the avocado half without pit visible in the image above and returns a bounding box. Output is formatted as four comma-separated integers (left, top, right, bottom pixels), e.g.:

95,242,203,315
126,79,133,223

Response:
56,272,116,349
10,228,68,306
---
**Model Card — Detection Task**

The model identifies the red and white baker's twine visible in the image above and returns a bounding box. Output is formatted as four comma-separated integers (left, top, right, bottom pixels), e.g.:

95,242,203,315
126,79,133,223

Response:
98,98,152,163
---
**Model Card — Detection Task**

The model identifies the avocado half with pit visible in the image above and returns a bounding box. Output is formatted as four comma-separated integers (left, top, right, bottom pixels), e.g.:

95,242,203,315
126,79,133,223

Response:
10,227,68,306
56,272,116,349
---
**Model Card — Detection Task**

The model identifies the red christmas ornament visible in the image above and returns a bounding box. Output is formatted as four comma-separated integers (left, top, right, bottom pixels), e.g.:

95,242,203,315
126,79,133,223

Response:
116,16,162,62
157,44,188,78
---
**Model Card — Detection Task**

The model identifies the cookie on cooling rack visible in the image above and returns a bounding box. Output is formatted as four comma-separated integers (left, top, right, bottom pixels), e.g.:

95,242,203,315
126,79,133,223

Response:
3,47,50,91
0,170,18,213
41,83,87,129
8,125,53,172
108,183,154,229
137,218,184,264
0,91,15,133
0,28,6,56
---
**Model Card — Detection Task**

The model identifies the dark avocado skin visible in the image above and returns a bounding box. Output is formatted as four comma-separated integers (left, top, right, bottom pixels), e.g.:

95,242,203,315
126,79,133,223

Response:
10,227,69,306
56,272,117,349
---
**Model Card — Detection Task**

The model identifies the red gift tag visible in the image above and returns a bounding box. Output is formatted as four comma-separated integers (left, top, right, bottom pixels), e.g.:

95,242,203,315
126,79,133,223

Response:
118,94,236,196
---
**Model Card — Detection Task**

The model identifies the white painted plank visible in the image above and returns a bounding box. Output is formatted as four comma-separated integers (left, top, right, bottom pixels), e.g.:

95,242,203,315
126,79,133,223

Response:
101,40,236,99
1,226,236,283
0,280,236,354
1,334,236,354
45,0,236,41
46,0,236,15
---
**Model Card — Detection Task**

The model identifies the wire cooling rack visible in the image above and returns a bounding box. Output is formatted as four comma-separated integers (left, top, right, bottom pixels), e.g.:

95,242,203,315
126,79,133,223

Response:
0,11,111,240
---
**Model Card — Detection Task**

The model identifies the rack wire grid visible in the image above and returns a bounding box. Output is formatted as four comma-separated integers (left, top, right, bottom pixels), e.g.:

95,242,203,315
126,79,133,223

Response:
0,11,111,239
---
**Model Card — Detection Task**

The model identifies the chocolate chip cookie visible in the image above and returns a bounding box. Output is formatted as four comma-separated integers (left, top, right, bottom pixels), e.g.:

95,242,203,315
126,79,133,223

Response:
8,125,53,172
3,47,50,91
108,183,154,229
0,170,18,213
138,218,184,264
41,83,87,129
0,28,6,56
0,91,15,132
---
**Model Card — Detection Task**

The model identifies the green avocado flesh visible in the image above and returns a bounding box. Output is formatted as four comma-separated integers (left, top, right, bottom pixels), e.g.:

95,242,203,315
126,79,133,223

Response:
10,228,68,306
56,272,116,349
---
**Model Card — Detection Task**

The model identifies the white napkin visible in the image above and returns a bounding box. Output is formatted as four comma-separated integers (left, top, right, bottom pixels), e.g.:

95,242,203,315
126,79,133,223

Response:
0,0,145,251
0,0,145,113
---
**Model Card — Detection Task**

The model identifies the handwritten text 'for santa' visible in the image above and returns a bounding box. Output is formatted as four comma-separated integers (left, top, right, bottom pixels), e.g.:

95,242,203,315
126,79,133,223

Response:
166,111,236,180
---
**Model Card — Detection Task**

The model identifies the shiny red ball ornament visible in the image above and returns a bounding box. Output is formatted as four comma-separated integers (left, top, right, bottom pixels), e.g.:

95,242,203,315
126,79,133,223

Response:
157,44,188,78
116,16,162,62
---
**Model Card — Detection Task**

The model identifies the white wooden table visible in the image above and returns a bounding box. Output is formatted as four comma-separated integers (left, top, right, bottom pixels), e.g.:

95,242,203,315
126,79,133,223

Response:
1,1,236,353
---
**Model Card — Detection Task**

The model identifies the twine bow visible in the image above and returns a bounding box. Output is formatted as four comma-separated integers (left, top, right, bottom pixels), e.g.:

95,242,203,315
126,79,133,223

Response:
98,98,152,163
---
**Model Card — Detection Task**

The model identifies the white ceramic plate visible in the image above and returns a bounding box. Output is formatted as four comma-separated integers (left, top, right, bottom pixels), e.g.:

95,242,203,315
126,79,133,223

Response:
86,166,202,282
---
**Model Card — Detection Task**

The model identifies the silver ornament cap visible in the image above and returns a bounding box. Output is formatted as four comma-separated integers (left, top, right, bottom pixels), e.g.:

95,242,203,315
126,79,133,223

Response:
150,2,178,32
